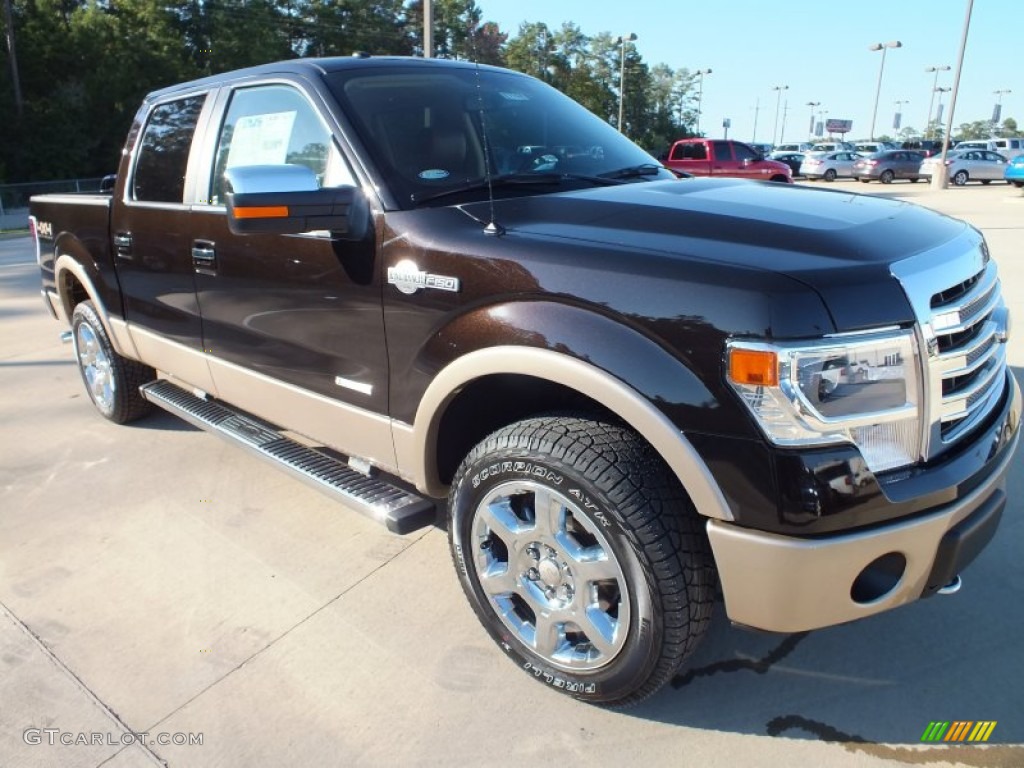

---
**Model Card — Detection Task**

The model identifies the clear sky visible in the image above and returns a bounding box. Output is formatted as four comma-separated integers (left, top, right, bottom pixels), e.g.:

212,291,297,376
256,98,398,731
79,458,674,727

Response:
478,0,1017,145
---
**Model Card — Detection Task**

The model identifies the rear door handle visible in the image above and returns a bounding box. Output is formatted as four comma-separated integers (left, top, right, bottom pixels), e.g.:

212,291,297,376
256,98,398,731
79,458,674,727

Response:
192,240,217,275
113,232,133,259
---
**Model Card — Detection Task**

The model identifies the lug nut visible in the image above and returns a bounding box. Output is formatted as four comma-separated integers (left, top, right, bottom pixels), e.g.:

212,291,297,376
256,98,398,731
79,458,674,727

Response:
525,546,539,560
559,585,574,601
527,568,540,581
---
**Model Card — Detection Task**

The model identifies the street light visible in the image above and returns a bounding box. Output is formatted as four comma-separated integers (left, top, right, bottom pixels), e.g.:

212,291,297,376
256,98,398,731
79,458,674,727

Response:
771,85,788,146
924,65,950,139
868,40,902,141
694,68,712,135
616,32,637,134
806,101,820,140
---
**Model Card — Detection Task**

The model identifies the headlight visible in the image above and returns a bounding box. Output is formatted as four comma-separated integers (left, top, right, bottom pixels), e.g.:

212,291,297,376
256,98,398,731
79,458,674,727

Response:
727,330,921,472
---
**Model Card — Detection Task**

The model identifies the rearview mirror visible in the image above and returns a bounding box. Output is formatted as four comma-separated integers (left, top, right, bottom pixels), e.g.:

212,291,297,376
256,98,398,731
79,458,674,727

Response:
224,165,369,239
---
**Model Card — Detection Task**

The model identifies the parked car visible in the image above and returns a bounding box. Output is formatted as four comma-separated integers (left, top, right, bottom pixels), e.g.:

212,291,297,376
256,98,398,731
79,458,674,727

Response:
663,139,792,182
774,142,812,153
954,138,1024,160
855,142,894,155
919,150,1009,186
810,141,856,153
852,150,923,183
901,139,948,157
800,151,861,181
770,152,805,176
748,142,774,157
1006,153,1024,187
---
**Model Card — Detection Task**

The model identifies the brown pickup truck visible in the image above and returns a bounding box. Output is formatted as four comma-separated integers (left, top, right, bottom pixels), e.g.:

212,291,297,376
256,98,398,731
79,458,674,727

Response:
30,55,1019,706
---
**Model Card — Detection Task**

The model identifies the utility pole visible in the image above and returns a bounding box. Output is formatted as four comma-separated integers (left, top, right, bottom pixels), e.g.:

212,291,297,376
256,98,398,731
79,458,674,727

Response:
3,0,23,119
751,98,761,143
423,0,433,58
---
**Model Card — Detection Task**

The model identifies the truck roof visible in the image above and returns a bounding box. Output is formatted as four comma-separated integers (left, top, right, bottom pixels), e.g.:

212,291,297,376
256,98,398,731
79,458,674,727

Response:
145,55,506,102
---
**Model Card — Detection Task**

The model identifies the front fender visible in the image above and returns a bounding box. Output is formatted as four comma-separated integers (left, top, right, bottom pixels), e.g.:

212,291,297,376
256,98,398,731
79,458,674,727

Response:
394,301,739,520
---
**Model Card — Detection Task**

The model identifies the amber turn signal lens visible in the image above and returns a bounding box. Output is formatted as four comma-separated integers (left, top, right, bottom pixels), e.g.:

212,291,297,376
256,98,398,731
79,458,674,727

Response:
729,348,778,386
233,205,289,219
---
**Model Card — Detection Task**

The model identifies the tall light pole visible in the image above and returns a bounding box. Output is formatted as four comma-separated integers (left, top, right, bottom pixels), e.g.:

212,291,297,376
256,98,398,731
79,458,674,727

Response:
751,98,761,142
423,0,433,58
993,89,1012,133
693,68,712,135
868,40,902,141
924,65,950,139
806,101,820,140
934,0,974,190
616,33,637,134
771,85,788,146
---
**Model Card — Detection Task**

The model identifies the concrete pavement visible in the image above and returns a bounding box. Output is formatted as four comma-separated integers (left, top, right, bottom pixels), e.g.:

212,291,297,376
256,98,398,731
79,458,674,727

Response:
1,184,1023,767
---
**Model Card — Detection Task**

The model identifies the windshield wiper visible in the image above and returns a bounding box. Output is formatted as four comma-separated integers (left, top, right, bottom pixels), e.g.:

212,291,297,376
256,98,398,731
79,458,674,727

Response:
598,163,664,180
412,172,623,206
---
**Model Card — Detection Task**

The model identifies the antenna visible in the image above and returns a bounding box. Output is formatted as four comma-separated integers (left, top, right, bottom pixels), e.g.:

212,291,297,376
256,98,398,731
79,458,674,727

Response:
470,37,504,235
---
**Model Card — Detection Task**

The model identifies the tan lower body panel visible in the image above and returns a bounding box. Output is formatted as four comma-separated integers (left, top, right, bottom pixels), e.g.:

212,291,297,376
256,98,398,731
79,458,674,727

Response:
708,465,1009,633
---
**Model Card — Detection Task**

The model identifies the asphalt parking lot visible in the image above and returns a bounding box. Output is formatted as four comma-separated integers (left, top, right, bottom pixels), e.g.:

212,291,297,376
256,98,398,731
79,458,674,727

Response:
2,182,1023,767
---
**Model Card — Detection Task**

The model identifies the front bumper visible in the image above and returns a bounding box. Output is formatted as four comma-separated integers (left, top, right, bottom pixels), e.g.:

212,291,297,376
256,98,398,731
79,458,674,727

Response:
708,371,1020,633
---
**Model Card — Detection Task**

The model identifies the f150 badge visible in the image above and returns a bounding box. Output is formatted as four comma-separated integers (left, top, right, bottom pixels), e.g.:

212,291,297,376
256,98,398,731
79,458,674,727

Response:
387,259,460,295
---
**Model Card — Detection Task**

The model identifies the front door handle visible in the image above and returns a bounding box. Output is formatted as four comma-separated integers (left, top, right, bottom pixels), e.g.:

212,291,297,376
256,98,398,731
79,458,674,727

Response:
113,232,133,260
192,240,217,275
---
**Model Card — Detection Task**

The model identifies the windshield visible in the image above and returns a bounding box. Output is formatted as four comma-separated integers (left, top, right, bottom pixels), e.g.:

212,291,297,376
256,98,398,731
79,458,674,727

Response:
325,64,672,208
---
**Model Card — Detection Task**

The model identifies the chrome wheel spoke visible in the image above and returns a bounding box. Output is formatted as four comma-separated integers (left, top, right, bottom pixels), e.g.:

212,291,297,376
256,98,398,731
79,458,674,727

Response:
530,487,564,539
582,605,619,657
570,549,620,584
531,613,564,658
479,563,518,597
479,497,526,538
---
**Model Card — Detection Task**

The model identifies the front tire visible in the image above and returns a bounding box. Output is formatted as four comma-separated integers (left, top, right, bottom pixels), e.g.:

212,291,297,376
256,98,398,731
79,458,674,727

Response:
71,301,154,423
448,416,715,706
823,168,837,182
953,170,969,186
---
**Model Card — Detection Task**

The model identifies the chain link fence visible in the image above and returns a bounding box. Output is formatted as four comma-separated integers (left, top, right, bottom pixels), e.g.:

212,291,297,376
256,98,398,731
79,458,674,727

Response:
0,178,106,231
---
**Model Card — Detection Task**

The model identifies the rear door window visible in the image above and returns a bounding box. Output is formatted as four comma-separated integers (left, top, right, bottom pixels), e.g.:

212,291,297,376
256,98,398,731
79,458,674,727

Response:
711,142,733,162
132,96,206,203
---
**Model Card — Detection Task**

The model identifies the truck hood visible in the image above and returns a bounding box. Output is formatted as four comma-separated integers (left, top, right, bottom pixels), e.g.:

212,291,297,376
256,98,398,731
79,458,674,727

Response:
459,177,971,331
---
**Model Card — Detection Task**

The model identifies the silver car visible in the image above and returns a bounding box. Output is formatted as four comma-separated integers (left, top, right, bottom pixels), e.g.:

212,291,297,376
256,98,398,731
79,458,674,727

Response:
919,150,1009,186
800,151,861,181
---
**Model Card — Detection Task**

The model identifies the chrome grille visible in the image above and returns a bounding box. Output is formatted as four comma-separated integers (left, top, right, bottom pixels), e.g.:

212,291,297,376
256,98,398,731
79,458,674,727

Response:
891,232,1009,461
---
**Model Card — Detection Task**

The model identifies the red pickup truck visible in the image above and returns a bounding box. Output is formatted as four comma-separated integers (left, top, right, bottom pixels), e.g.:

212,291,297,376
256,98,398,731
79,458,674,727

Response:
665,139,792,182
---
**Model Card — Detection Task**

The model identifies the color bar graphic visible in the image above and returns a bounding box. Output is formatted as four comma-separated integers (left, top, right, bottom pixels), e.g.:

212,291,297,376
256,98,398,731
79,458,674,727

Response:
921,721,996,742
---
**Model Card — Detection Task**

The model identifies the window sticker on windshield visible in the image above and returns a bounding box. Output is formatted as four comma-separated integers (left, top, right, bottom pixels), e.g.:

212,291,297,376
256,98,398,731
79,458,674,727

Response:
226,111,297,168
499,91,530,101
419,169,450,180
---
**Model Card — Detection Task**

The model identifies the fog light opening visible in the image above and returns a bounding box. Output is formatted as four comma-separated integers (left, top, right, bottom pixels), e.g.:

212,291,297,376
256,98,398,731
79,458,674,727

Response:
851,552,906,604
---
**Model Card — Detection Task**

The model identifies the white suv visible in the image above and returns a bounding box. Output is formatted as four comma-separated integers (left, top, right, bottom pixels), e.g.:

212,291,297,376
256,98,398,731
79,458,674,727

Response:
955,138,1024,160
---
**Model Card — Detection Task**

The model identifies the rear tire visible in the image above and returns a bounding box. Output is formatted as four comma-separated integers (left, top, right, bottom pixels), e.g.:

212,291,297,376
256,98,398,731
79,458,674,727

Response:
1014,181,1024,188
880,170,895,184
71,301,154,424
859,178,870,183
953,170,969,186
448,415,715,707
909,177,920,183
981,179,991,185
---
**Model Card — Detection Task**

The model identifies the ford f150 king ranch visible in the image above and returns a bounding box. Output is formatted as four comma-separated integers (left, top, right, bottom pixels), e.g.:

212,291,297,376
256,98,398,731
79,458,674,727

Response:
31,56,1019,706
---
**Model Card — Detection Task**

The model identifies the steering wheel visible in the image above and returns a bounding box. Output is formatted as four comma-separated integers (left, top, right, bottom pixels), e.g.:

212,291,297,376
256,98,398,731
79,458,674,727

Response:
515,146,560,173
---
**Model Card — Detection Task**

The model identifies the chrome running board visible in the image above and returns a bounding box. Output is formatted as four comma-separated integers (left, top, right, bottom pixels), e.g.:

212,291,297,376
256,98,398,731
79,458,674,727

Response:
140,379,436,534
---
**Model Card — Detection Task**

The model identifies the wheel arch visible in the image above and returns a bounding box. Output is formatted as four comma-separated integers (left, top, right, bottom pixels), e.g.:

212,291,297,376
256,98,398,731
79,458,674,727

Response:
53,252,139,360
398,343,733,522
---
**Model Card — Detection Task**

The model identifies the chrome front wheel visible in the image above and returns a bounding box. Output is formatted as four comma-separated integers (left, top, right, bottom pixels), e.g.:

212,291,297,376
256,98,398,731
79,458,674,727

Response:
470,481,630,672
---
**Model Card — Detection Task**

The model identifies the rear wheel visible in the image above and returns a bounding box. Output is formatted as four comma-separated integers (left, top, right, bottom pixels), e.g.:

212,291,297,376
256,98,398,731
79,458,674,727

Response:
823,168,837,182
909,177,920,183
981,179,991,185
859,178,870,183
448,416,715,707
953,170,969,186
71,301,154,423
880,170,895,184
1014,181,1024,188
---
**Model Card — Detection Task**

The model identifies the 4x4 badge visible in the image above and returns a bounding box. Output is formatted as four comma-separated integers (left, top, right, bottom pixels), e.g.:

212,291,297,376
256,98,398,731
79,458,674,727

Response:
387,259,460,295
